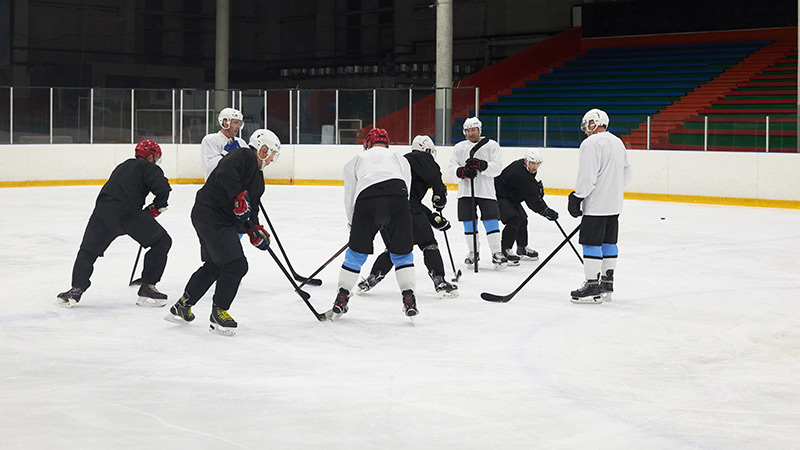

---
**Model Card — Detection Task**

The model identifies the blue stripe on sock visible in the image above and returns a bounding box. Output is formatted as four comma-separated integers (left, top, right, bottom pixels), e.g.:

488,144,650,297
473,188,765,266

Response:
390,252,414,267
582,245,603,259
602,243,618,257
462,221,475,234
483,219,500,233
342,248,368,272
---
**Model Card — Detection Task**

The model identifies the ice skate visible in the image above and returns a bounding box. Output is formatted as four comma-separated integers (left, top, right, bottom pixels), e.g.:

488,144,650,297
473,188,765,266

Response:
137,283,168,307
492,252,508,271
402,289,418,320
600,269,614,302
570,279,603,304
353,273,384,295
464,252,479,269
209,306,237,336
331,288,350,320
516,246,539,261
432,275,459,298
164,293,195,324
56,287,83,308
503,248,520,266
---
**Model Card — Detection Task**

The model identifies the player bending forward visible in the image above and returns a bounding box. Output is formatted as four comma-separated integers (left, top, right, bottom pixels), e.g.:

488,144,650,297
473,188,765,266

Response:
355,135,458,298
331,128,418,320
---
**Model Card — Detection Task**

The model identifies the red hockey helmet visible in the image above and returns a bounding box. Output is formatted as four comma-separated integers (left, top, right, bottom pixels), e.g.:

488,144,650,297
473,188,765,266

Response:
135,140,162,162
363,128,390,150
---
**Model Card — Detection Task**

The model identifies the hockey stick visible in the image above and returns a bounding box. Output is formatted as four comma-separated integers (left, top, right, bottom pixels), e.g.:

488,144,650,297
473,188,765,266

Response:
467,137,489,274
441,229,462,282
296,243,349,290
555,219,583,264
258,203,322,286
481,224,580,303
128,245,143,286
246,220,326,321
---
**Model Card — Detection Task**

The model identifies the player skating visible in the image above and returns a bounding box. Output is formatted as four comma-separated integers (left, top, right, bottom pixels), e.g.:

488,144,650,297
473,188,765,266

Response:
165,129,279,335
57,140,172,308
568,109,632,303
355,135,458,298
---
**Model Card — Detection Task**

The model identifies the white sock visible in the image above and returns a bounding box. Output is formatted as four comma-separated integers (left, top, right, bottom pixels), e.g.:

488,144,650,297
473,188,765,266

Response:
395,266,416,292
337,269,360,293
487,232,502,254
583,258,602,281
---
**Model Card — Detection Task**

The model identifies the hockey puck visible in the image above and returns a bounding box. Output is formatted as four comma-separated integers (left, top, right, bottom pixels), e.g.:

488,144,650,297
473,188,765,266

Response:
660,217,665,220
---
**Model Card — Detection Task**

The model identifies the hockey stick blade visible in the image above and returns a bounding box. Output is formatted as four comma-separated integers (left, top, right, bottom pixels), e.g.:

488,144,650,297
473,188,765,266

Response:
293,274,322,286
129,278,142,286
481,292,511,303
452,269,462,283
481,224,580,303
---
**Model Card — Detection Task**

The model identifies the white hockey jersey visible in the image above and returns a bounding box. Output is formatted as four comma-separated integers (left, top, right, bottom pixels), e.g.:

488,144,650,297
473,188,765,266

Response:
574,131,632,216
343,147,412,224
201,131,248,180
448,137,503,200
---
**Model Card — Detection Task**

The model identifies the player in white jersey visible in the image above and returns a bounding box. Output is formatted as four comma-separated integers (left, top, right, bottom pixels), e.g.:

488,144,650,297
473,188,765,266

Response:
201,107,248,180
332,128,418,320
448,117,508,270
567,108,632,304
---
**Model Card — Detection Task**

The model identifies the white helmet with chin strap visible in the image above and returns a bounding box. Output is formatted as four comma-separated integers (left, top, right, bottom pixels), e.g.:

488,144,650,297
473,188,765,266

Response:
580,108,609,134
462,117,482,137
525,148,543,164
411,135,437,158
219,107,244,131
249,129,281,163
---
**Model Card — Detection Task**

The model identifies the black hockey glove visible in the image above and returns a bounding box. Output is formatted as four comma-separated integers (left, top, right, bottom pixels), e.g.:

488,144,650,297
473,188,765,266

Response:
537,180,545,199
539,207,558,221
466,157,488,172
456,166,477,179
432,194,447,212
567,191,583,218
233,190,251,222
429,212,451,231
246,224,270,250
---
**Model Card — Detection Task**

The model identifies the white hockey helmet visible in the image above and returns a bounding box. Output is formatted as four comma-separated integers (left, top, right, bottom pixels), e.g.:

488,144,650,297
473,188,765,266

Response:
411,135,437,158
249,129,281,162
218,107,244,130
462,117,482,136
525,148,544,164
580,108,609,134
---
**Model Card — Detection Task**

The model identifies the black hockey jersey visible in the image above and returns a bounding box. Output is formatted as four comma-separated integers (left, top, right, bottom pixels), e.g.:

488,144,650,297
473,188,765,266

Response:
405,150,448,213
193,147,265,226
494,158,547,213
96,157,171,210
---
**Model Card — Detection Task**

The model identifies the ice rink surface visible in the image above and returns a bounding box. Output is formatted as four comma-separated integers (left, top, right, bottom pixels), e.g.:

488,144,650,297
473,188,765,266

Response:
1,183,798,449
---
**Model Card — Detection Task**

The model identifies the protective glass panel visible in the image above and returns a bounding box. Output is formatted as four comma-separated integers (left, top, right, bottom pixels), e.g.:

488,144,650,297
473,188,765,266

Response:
93,88,132,144
134,89,174,144
11,87,49,144
180,89,208,144
53,88,90,144
297,89,336,144
265,90,291,145
336,90,373,145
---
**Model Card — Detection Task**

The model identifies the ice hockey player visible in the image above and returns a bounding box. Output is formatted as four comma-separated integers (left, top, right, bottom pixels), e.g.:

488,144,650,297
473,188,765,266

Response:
332,127,418,320
165,129,279,335
494,148,559,265
448,117,507,270
202,107,247,180
355,135,458,298
57,140,172,308
568,108,632,304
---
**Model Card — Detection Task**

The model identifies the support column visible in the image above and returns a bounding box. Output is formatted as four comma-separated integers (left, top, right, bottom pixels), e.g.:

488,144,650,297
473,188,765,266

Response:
435,0,453,146
214,0,231,111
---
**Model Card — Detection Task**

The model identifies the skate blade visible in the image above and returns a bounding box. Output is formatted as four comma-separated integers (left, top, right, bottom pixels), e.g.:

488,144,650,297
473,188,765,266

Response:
209,323,237,336
55,298,78,308
163,313,192,324
506,261,520,267
493,264,507,271
437,290,459,299
519,256,539,261
137,296,167,308
601,292,613,302
570,296,603,304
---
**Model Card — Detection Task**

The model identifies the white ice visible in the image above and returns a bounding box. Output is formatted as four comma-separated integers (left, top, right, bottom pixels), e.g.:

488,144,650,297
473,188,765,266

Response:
1,184,799,449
